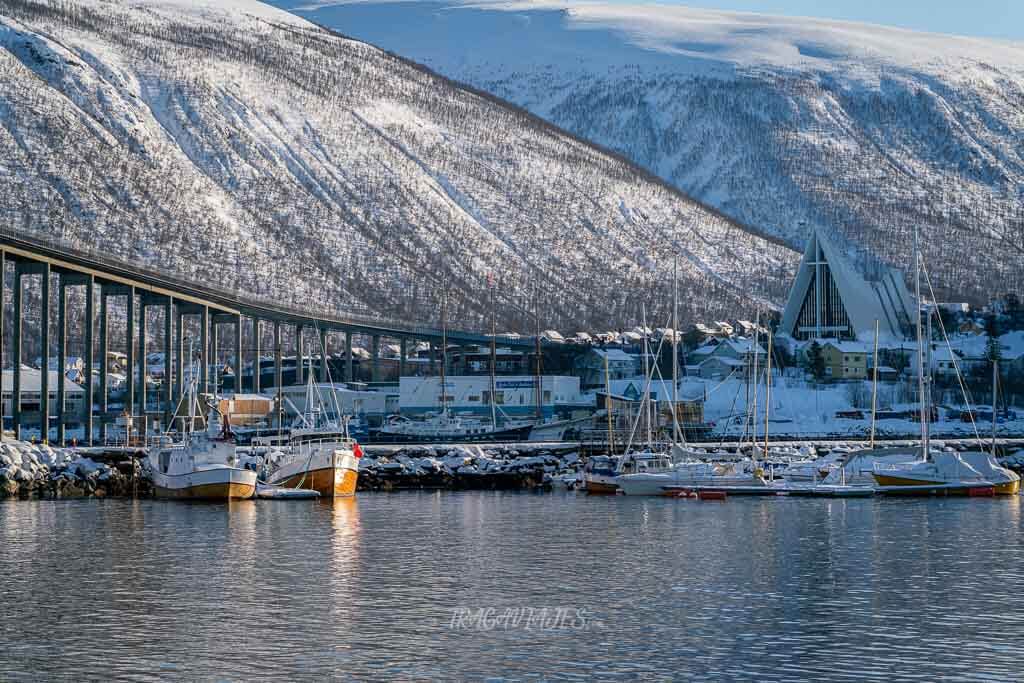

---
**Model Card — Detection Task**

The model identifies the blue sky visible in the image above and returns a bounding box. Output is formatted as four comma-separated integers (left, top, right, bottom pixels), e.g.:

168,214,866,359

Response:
642,0,1024,40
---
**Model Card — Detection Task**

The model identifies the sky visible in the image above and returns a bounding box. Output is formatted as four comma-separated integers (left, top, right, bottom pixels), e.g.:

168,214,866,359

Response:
633,0,1024,41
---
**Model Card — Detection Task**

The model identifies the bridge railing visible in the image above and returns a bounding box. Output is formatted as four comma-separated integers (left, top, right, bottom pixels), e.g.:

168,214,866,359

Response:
0,226,530,344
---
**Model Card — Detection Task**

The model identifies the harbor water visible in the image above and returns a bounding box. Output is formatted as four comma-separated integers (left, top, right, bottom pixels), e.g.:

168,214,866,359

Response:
2,493,1024,681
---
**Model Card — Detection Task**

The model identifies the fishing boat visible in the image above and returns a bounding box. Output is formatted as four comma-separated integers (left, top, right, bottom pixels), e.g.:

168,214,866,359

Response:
148,353,257,501
261,341,362,498
370,412,533,444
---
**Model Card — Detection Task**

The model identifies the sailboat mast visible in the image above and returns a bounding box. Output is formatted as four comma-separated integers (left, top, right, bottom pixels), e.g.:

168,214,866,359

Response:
870,319,880,449
642,304,652,448
489,274,497,427
440,287,448,415
672,259,681,445
763,329,773,458
534,287,542,421
992,360,999,457
605,352,614,456
750,309,760,453
913,225,929,458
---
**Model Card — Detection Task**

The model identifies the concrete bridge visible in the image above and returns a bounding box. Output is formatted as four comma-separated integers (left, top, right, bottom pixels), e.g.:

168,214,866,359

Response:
0,228,536,445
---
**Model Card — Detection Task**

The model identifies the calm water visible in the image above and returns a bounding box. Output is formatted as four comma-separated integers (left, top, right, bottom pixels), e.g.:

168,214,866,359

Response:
2,492,1024,681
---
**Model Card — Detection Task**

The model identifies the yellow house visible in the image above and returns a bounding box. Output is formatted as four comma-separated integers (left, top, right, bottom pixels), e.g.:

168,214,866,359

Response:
821,341,868,380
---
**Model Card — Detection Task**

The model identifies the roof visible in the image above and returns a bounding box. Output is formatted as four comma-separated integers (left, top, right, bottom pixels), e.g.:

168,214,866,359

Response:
590,349,635,362
701,357,745,367
2,368,84,393
720,338,766,354
822,340,869,353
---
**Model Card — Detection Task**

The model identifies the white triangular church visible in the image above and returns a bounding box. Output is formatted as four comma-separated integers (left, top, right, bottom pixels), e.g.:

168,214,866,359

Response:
779,228,915,342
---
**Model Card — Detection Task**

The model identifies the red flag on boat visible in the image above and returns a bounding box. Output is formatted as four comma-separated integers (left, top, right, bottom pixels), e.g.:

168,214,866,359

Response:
353,442,363,458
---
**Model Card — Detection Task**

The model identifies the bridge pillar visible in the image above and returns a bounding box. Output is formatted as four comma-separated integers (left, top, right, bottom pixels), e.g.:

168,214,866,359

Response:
99,288,108,442
125,287,135,421
319,328,329,383
138,301,147,431
251,318,261,393
429,342,438,376
163,298,172,430
210,319,219,396
84,277,94,445
371,335,381,383
233,315,242,395
0,252,4,442
57,279,66,446
345,331,353,383
274,321,282,427
200,305,209,395
459,345,469,375
295,324,304,386
399,337,408,378
174,307,183,411
12,264,21,441
40,263,49,443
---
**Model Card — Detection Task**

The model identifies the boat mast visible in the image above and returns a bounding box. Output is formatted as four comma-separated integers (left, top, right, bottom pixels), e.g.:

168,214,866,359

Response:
605,351,614,456
750,309,760,454
534,286,542,421
489,273,497,427
641,304,652,448
763,328,773,459
870,319,879,449
992,359,999,457
440,286,448,416
671,258,681,446
913,224,929,459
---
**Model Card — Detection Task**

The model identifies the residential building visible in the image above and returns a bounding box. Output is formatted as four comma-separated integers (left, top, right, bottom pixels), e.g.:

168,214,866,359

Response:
573,349,640,389
821,341,869,380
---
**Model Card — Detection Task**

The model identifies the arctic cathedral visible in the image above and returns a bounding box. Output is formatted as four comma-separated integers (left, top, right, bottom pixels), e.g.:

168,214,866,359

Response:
779,228,915,343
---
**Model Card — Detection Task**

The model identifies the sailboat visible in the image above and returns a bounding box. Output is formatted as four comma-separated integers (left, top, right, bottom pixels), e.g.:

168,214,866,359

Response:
148,348,257,501
262,347,362,498
616,270,772,496
871,226,1015,495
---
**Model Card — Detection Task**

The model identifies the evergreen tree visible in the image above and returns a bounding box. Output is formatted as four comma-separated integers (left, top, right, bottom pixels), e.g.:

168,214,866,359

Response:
807,341,826,381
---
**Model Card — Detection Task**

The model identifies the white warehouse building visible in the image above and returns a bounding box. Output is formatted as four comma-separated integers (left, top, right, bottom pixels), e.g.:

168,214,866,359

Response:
400,375,591,420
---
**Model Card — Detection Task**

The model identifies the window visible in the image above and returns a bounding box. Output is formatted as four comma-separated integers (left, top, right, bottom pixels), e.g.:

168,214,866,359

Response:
468,395,480,402
483,391,505,405
543,391,552,404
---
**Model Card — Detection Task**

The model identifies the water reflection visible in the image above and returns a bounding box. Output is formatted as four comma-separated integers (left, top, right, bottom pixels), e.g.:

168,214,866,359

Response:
2,495,1024,680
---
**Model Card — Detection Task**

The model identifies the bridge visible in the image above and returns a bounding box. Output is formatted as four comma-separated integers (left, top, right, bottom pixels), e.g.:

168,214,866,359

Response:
0,228,539,445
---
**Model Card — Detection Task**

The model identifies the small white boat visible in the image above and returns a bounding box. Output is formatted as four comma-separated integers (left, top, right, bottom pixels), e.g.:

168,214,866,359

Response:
256,483,320,499
617,459,771,496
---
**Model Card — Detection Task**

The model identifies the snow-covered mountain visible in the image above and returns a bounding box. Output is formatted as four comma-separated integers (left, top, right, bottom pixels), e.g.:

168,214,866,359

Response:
0,0,797,332
274,0,1024,304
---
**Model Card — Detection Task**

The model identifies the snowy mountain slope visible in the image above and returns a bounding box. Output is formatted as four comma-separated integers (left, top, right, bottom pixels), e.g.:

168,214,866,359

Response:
276,0,1024,303
0,0,796,332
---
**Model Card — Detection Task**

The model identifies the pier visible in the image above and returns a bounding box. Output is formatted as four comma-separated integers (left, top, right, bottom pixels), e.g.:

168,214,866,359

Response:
0,228,537,445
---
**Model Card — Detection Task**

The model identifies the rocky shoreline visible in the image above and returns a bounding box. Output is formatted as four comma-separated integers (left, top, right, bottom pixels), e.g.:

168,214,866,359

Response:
357,446,581,492
0,441,581,498
0,441,145,499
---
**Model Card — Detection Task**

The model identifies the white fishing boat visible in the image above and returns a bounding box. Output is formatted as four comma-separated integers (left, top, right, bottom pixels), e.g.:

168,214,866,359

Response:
148,354,256,501
617,459,771,496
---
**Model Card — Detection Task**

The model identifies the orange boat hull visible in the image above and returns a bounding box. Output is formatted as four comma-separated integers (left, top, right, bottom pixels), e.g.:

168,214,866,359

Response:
276,466,358,498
